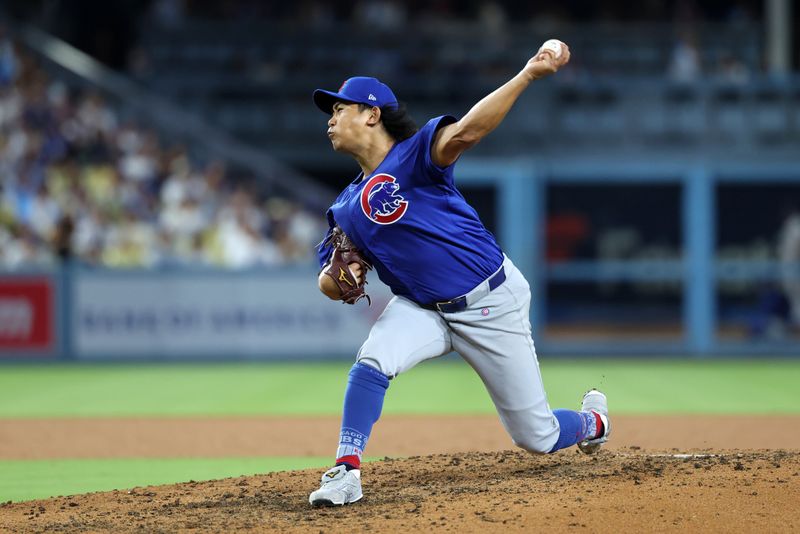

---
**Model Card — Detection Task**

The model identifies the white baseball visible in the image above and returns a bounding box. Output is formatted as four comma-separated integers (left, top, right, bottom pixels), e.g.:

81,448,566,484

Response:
539,39,564,60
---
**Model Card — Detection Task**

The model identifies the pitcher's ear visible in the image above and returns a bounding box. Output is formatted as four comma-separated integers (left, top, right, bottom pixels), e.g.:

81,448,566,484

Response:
366,106,381,126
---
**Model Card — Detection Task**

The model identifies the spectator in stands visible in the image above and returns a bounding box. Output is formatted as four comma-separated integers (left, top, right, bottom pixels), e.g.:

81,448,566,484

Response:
28,183,60,239
714,53,750,85
2,223,52,268
353,0,408,31
0,26,19,87
266,198,325,263
214,192,282,268
668,32,701,83
149,0,186,29
477,1,508,35
749,205,800,339
778,206,800,329
52,213,74,262
297,1,337,29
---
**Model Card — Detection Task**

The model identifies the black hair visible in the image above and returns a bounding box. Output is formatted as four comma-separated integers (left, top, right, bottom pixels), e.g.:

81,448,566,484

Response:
359,102,418,142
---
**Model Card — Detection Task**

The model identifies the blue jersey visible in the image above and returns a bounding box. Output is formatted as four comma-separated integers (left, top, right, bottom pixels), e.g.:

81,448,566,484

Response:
318,116,504,305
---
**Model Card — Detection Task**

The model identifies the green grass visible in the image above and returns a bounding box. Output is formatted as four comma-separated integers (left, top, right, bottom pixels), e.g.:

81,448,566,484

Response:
0,457,334,503
0,359,798,417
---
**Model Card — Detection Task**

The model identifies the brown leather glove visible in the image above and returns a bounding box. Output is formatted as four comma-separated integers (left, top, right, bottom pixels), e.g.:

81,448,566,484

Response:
321,227,373,305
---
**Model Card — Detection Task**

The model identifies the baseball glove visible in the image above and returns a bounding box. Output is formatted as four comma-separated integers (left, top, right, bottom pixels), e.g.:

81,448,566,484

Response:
322,226,373,305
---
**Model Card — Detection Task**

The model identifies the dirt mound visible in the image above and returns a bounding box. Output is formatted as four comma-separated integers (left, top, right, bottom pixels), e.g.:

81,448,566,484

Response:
2,449,798,533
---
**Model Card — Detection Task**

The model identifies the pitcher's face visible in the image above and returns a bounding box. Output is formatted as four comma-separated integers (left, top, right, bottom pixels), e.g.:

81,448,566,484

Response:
326,101,371,153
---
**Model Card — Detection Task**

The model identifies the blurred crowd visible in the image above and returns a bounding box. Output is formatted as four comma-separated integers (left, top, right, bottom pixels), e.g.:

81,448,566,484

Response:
3,0,767,76
4,0,761,30
0,35,326,270
147,0,759,28
137,0,762,86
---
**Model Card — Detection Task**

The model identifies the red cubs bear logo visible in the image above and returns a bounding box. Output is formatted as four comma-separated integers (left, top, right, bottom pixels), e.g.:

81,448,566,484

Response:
360,174,408,225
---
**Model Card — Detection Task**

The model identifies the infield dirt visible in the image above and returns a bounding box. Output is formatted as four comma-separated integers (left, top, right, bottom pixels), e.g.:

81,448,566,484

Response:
1,416,798,533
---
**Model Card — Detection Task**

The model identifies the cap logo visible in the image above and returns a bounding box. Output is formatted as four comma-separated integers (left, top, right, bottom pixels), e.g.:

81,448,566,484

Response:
368,94,377,101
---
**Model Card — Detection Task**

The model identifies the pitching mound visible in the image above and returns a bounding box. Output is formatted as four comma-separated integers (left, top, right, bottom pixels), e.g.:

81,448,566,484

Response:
2,448,798,533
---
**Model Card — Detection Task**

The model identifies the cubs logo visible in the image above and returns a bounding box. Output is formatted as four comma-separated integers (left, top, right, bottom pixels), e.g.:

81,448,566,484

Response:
360,173,408,225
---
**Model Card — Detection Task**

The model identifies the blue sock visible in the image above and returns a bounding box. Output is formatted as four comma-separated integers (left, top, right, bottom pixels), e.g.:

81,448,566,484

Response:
335,362,390,470
549,409,597,453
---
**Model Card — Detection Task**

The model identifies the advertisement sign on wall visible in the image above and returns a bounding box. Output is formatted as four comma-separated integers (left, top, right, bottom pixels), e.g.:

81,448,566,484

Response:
0,277,55,353
74,272,394,359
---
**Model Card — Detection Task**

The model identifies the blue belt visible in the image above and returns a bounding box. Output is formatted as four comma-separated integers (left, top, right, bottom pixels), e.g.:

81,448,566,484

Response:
421,266,506,314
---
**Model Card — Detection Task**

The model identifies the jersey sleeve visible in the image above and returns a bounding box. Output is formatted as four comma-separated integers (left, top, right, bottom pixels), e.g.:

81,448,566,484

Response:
317,229,333,270
417,115,458,182
316,210,337,269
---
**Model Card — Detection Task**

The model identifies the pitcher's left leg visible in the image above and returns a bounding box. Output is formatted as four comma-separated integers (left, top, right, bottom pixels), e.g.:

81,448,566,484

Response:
448,260,605,454
449,314,560,453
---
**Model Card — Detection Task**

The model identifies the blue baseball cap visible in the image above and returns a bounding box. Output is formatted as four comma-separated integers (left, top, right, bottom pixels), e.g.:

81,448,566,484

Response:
313,76,398,114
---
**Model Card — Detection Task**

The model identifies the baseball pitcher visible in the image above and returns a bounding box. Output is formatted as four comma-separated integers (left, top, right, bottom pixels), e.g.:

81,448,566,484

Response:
309,39,610,506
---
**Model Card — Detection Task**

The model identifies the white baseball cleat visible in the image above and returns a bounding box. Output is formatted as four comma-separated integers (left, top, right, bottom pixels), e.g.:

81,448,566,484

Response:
577,388,610,454
309,465,363,507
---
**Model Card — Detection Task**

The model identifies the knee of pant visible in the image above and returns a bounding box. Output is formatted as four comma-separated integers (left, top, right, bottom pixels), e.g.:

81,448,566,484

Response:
356,356,394,379
512,437,551,455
